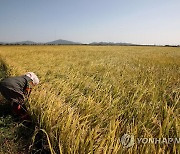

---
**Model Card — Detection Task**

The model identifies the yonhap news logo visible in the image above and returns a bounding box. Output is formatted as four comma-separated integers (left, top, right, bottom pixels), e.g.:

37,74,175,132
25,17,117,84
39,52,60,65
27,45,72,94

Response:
120,133,180,148
120,134,135,148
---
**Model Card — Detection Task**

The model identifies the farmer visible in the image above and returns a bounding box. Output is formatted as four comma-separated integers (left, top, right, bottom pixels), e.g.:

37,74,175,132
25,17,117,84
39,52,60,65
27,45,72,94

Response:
0,72,39,119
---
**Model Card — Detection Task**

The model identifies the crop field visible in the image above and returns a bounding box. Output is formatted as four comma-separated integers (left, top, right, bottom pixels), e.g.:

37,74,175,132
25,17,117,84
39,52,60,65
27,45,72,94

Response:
0,45,179,154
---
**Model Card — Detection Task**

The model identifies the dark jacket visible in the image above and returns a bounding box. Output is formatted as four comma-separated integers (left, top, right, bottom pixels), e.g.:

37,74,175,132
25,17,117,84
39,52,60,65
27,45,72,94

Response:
0,75,32,103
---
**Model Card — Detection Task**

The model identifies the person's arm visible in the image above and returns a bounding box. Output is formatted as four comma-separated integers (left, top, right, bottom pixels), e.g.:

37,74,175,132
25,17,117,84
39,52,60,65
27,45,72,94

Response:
24,81,34,101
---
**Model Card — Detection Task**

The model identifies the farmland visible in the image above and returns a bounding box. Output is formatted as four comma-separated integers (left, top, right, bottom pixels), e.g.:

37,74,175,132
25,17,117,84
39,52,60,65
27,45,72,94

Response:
0,45,180,153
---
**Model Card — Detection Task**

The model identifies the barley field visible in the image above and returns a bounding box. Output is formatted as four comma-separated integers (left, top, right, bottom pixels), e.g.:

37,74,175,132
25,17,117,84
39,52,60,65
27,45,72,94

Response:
0,45,179,154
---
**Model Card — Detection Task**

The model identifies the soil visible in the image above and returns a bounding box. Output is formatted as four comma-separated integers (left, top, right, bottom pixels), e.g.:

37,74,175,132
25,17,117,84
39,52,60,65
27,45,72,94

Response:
0,102,34,154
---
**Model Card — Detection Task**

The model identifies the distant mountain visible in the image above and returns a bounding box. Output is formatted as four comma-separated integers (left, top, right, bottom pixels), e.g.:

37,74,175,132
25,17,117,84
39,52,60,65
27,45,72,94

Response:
46,39,81,45
0,40,38,45
13,41,38,45
0,39,141,46
0,39,80,45
89,42,135,46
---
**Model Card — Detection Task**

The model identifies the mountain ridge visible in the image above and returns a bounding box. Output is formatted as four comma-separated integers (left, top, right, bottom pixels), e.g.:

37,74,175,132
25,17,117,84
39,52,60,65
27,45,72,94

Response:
46,39,81,45
0,39,135,45
1,39,177,46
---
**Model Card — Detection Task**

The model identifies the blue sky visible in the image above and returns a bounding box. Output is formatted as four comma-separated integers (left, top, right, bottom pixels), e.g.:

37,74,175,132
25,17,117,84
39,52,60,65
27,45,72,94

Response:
0,0,180,45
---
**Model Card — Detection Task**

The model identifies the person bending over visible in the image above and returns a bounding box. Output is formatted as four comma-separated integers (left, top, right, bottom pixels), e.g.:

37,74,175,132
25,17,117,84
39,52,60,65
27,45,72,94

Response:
0,72,39,119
